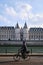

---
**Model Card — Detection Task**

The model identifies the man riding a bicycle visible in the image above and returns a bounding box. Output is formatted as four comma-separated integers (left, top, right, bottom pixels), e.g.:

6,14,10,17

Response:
18,40,30,59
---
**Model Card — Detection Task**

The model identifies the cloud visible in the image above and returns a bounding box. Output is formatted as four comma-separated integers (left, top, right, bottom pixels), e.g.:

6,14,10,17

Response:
28,13,43,28
15,2,43,23
28,13,43,22
15,3,32,20
35,14,43,22
16,3,32,12
4,3,32,21
5,6,17,17
4,3,43,23
1,2,43,27
3,3,32,21
0,15,10,24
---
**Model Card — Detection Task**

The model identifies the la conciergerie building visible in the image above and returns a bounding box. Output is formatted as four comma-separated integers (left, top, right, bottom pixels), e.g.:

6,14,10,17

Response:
0,22,43,41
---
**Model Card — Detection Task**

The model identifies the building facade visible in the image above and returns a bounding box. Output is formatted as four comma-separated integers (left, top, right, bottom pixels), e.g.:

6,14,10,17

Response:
23,22,29,40
0,23,43,41
29,28,43,40
15,23,20,40
0,27,15,40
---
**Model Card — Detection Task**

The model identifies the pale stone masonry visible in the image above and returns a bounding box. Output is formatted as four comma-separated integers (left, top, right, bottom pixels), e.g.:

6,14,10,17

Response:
29,28,43,40
0,27,15,40
0,23,43,41
15,23,20,40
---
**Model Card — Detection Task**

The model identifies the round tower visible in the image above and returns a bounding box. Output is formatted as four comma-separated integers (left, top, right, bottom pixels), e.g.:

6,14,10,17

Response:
23,22,29,40
15,22,20,40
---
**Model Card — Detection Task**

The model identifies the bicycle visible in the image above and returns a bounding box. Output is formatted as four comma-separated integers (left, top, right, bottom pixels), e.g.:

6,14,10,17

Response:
13,50,30,61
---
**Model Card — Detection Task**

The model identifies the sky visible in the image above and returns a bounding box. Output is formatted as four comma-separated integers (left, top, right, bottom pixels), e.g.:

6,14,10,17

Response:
0,0,43,28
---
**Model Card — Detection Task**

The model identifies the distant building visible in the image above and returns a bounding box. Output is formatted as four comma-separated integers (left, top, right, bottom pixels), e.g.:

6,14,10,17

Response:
0,27,15,40
0,23,43,41
29,28,43,40
15,23,20,40
23,22,29,40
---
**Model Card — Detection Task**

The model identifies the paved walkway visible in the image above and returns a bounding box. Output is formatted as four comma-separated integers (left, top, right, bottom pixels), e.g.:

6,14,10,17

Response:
0,56,43,62
0,53,43,56
0,53,43,62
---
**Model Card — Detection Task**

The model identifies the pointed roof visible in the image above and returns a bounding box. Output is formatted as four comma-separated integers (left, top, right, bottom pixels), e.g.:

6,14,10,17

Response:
23,22,27,28
15,22,20,28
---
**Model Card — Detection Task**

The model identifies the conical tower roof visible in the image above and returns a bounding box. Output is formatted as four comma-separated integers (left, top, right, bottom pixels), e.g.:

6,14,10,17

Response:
15,22,20,28
23,22,27,28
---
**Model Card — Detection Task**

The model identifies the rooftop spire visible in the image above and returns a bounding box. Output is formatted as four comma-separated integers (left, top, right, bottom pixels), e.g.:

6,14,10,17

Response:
15,22,20,28
23,22,27,28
